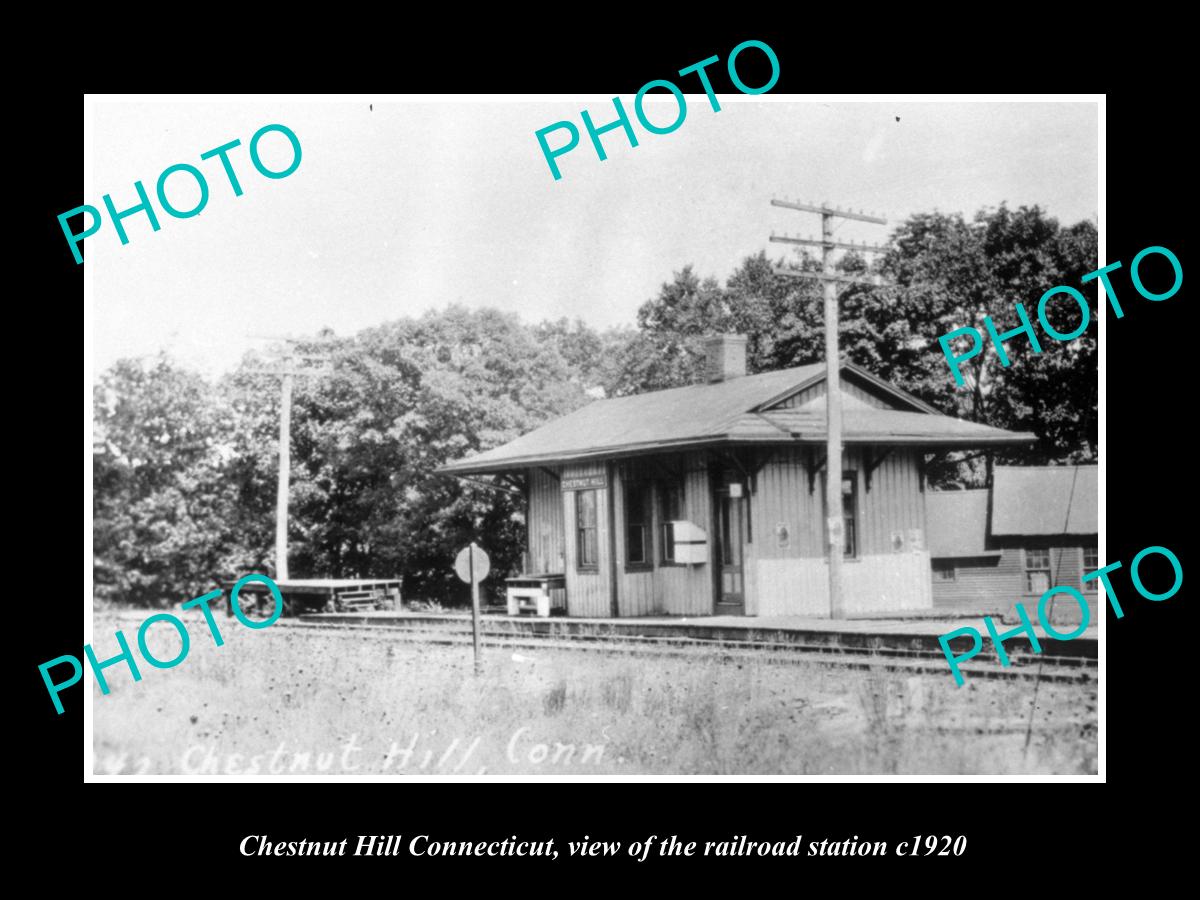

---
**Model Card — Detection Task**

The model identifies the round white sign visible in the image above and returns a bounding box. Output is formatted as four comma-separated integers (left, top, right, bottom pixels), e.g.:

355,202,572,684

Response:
454,544,490,584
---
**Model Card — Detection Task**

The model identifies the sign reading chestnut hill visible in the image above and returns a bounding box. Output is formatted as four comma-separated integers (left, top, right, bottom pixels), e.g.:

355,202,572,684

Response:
561,474,608,492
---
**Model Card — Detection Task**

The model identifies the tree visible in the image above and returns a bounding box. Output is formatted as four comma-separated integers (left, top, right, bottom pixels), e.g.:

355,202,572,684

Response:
723,249,824,372
93,355,231,605
93,205,1097,605
873,205,1098,471
626,205,1097,485
602,266,730,395
532,318,606,391
217,307,593,603
94,309,596,607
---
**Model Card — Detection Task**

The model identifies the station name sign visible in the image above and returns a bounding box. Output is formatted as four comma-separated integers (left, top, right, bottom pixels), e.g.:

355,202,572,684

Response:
561,474,608,492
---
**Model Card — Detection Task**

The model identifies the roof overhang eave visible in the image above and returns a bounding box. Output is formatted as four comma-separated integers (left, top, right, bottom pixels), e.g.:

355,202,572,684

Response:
929,550,1004,559
437,435,741,476
789,432,1040,448
437,430,1038,476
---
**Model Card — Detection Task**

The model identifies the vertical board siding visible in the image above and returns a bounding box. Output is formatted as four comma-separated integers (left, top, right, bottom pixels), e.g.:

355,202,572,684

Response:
527,466,564,575
747,448,926,560
510,365,975,619
773,384,818,409
772,377,891,410
669,452,716,616
557,453,716,618
747,447,931,616
538,441,940,618
856,448,924,557
645,452,715,617
749,447,818,561
562,461,611,617
613,461,656,617
846,380,889,409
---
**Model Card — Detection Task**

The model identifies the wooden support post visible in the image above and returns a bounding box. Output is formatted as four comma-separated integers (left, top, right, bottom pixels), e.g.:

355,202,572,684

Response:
469,542,481,675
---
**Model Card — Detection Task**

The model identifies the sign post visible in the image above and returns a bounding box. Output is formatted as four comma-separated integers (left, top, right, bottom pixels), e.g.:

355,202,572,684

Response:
454,542,490,674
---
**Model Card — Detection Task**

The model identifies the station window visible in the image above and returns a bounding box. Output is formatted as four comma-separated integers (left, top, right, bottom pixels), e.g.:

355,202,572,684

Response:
576,489,598,570
842,472,858,559
625,482,652,568
932,561,956,582
1082,545,1098,585
659,480,684,564
1024,547,1051,593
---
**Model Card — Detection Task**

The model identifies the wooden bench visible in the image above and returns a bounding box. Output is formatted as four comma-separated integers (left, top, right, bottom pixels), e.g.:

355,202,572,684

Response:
505,574,566,617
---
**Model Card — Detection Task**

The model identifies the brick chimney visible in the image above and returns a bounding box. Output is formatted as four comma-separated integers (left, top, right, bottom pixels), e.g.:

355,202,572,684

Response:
703,334,748,383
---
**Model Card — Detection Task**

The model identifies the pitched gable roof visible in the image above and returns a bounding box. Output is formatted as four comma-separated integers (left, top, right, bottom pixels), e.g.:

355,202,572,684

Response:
442,364,822,474
755,363,941,414
440,362,1036,474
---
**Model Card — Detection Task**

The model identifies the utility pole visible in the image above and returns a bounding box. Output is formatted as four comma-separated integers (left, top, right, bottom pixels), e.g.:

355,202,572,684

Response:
769,200,889,618
276,368,293,581
252,335,333,581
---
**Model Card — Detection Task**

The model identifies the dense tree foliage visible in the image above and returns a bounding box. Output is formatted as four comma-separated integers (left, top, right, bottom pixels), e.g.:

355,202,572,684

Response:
630,204,1097,483
95,309,590,606
94,357,233,605
93,205,1096,605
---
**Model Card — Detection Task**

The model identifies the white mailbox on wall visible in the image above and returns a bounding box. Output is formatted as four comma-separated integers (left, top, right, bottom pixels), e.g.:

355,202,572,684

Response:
672,520,708,565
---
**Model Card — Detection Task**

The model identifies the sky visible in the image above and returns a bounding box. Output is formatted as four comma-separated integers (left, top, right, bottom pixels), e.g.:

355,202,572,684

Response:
87,97,1099,378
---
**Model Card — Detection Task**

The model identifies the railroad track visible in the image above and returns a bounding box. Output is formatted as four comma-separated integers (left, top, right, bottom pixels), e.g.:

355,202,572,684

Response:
276,617,1097,684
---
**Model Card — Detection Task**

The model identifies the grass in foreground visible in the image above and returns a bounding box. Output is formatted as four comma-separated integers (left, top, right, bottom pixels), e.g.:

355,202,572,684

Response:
91,612,1097,775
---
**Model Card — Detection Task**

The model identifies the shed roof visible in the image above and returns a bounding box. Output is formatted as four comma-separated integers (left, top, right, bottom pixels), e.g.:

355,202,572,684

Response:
925,490,996,558
926,465,1099,557
441,362,1036,475
991,465,1098,536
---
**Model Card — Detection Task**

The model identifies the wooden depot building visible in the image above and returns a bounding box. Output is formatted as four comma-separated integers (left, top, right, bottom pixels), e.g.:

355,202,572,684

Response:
440,335,1035,618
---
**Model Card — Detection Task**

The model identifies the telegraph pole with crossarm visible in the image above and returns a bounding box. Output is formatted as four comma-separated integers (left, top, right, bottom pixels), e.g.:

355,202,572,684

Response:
769,199,889,619
251,335,333,581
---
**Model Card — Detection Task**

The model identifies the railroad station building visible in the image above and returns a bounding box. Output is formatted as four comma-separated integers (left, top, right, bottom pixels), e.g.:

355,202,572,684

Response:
926,465,1099,616
440,335,1036,618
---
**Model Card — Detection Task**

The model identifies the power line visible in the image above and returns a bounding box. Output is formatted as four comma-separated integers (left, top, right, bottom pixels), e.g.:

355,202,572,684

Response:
248,334,333,581
769,197,891,619
1022,464,1081,763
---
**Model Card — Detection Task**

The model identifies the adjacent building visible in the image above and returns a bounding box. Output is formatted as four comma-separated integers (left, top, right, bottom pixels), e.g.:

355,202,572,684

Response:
440,335,1036,618
926,465,1099,613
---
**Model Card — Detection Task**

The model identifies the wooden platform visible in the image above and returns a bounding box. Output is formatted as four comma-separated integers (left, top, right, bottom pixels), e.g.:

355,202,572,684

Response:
226,577,401,613
299,609,1097,661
